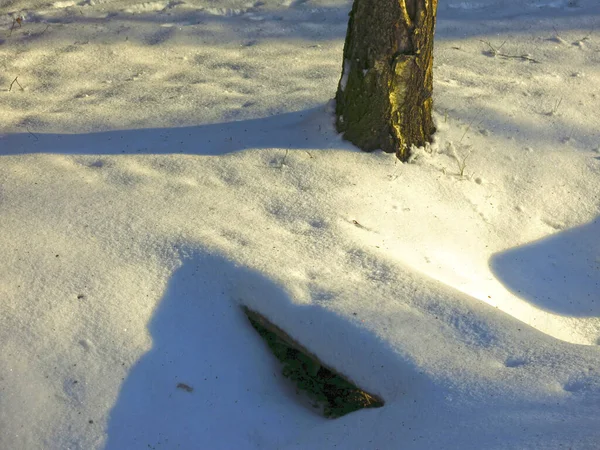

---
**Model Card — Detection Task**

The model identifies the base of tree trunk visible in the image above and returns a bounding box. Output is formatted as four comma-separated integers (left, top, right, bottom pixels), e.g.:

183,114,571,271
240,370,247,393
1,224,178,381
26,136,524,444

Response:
335,0,438,161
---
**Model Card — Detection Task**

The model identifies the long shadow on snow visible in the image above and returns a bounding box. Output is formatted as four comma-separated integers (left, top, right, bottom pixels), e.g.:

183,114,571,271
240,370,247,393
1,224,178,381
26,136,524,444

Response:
435,99,600,155
1,106,345,156
2,101,597,162
2,5,352,47
436,1,600,24
104,251,435,449
490,216,600,317
3,2,599,49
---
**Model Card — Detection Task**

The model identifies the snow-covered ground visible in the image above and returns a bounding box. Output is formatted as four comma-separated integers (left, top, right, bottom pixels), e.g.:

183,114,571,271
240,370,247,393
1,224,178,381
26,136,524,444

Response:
1,0,599,448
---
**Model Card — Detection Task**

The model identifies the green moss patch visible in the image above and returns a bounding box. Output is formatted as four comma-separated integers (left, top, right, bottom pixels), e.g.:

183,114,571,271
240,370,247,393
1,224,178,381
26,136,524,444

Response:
243,307,384,419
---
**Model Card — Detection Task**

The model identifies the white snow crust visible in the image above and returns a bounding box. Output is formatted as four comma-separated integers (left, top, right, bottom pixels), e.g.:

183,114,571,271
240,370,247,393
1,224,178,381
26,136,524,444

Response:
1,0,599,448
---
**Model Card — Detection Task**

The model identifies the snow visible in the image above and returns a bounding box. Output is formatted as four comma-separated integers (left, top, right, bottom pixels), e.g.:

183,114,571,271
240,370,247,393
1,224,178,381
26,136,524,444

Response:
0,0,599,448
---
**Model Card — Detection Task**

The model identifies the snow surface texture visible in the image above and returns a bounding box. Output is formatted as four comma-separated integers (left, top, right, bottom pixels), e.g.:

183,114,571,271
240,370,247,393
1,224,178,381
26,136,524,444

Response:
1,0,599,448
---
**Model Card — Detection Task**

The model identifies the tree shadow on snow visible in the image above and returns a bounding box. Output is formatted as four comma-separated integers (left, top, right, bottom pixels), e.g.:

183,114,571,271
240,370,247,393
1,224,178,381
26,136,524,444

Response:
490,216,600,317
103,251,432,450
1,106,349,157
103,252,322,450
2,1,598,49
0,4,352,48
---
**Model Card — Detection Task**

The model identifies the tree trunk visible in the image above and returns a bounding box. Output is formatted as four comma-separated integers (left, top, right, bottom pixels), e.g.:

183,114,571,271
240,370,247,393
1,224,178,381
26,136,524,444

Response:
335,0,438,161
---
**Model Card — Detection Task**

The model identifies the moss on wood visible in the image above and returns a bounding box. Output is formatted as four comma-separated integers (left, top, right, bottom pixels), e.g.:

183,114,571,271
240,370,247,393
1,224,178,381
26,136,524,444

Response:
243,307,384,418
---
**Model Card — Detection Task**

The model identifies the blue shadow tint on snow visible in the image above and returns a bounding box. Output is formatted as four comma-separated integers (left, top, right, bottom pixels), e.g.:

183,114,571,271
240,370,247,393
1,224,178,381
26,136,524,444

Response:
490,217,600,317
2,103,597,160
104,251,436,449
1,106,351,157
103,252,324,450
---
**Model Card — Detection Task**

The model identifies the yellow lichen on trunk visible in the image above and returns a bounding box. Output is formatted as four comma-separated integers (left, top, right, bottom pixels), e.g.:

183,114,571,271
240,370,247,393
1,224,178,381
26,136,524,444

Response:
335,0,437,161
389,54,416,158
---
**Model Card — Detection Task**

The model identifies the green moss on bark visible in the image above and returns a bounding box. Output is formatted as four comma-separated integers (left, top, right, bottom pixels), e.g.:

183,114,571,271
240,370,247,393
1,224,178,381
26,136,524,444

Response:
243,307,384,418
336,0,437,161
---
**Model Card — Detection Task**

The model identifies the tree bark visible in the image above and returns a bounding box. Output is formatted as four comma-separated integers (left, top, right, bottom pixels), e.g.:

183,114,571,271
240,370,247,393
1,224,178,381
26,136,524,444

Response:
335,0,438,161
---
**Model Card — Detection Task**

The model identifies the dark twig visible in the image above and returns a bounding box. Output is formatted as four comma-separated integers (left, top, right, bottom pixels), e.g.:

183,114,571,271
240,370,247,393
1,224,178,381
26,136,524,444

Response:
27,128,39,141
9,76,24,92
459,109,483,143
480,40,541,63
271,149,289,168
281,149,289,166
552,26,562,39
9,17,23,36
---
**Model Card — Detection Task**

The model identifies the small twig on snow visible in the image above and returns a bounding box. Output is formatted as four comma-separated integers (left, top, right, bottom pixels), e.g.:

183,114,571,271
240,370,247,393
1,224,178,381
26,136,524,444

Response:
454,147,472,178
9,17,23,36
27,127,39,141
551,26,564,42
9,76,24,92
459,110,482,143
480,40,541,63
546,97,563,116
271,149,289,168
581,29,593,41
352,219,366,229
